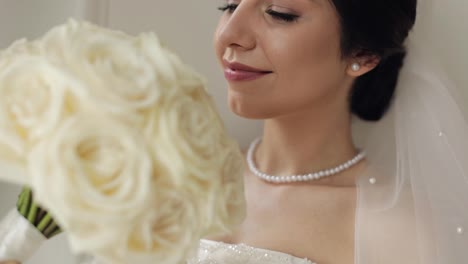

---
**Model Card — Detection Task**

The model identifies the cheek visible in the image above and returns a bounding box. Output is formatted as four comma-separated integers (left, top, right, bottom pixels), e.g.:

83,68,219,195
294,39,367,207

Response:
270,28,345,101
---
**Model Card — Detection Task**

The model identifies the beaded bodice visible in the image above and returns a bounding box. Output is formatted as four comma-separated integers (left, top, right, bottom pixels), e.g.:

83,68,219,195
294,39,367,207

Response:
186,239,317,264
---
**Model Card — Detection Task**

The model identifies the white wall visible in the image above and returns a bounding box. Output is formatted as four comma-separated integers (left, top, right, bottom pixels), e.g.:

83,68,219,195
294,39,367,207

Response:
415,0,468,100
432,0,468,94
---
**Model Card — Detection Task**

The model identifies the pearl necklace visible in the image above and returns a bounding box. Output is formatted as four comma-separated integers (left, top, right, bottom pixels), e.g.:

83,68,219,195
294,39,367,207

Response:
247,137,366,184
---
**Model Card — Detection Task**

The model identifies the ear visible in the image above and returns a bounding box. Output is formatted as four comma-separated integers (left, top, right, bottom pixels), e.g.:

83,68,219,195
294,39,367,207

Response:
346,53,380,77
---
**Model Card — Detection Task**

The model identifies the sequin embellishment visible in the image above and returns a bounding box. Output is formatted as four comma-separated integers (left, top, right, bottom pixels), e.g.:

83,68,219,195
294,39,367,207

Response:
186,239,317,264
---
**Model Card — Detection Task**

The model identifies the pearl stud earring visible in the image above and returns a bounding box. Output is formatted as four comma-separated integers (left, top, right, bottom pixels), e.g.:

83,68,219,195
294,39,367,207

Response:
351,63,361,72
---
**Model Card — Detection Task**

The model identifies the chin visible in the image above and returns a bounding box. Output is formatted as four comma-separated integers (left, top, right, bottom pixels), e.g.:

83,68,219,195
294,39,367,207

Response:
228,95,279,120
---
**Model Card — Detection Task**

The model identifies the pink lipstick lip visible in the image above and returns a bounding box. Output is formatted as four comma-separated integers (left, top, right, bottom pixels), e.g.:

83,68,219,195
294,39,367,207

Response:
224,68,271,81
224,61,272,73
223,60,273,81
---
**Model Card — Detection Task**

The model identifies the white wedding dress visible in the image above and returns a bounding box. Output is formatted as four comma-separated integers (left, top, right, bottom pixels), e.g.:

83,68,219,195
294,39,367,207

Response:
78,239,317,264
77,239,317,264
186,239,316,264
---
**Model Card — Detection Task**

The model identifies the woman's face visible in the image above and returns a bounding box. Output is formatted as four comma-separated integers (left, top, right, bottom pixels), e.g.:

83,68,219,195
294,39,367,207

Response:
214,0,353,119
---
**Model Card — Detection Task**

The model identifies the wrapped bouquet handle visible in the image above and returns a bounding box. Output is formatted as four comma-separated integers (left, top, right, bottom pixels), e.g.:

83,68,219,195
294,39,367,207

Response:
16,188,62,239
0,188,62,262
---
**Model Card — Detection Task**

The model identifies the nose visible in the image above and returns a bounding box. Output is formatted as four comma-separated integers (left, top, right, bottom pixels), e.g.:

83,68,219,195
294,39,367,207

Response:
216,2,256,52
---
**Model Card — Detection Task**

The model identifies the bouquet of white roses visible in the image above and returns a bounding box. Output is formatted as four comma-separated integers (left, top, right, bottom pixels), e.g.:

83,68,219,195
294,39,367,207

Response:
0,19,245,264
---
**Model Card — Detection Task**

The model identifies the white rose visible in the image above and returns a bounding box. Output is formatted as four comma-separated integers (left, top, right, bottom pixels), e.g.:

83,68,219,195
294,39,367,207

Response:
112,48,246,263
0,46,83,183
27,112,153,254
204,143,246,236
151,88,228,184
99,138,247,264
40,19,167,118
120,85,246,263
94,190,203,264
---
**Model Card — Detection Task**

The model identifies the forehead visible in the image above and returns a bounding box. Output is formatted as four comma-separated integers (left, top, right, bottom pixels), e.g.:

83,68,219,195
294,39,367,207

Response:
297,0,336,11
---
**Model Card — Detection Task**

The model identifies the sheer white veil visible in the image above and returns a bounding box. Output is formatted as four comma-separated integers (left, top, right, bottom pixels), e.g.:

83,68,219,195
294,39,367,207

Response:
352,0,468,263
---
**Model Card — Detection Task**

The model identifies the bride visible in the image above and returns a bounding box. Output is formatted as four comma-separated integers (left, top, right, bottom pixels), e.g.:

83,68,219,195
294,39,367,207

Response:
1,0,468,263
200,0,413,263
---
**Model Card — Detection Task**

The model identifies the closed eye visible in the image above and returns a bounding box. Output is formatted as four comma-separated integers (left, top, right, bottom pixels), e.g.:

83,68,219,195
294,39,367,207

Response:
266,9,299,23
218,4,299,23
218,3,238,14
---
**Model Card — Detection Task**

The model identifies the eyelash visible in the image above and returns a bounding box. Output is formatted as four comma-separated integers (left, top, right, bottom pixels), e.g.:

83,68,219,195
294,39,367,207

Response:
217,3,238,13
217,4,299,23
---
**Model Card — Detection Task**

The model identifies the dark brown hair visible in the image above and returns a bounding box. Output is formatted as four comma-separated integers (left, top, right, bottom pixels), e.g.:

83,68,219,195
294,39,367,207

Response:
332,0,418,121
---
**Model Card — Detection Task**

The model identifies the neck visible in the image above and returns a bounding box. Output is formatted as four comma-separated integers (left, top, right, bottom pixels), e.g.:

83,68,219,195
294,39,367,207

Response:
255,104,360,186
